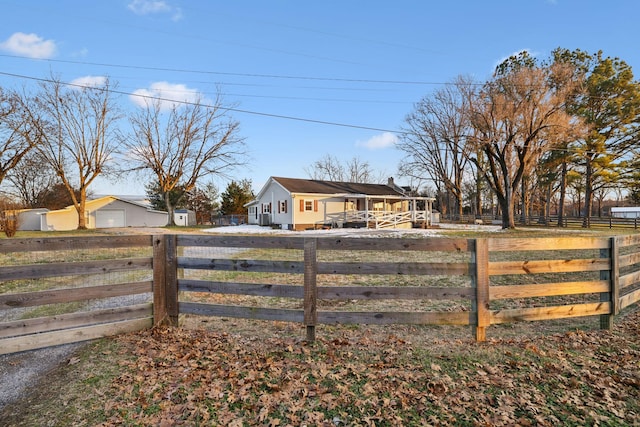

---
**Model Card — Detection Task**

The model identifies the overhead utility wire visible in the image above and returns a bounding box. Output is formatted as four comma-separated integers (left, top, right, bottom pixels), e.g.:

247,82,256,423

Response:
0,54,450,86
0,71,404,134
2,70,628,158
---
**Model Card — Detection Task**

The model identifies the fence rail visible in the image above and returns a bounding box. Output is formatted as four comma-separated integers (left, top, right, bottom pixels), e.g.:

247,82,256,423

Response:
444,214,640,229
156,233,640,342
1,232,640,354
0,235,154,355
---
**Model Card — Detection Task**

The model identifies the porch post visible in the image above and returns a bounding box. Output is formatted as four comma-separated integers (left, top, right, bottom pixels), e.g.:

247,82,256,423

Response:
365,196,369,228
411,198,416,223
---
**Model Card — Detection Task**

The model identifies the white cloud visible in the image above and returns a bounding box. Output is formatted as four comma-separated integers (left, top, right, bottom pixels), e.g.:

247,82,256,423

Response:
128,0,169,14
69,75,107,89
127,0,183,20
0,32,56,58
130,81,202,110
71,48,89,58
356,132,398,150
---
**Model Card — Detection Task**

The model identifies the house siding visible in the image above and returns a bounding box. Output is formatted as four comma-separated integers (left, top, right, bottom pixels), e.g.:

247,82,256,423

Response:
268,183,292,227
247,176,433,231
42,208,79,231
247,180,293,228
40,197,168,231
16,209,48,231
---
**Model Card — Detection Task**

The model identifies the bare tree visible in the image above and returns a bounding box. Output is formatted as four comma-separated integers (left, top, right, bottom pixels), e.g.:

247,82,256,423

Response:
305,154,345,181
398,76,473,218
467,53,577,228
28,76,121,229
125,95,245,225
305,154,384,183
0,87,40,194
5,149,58,208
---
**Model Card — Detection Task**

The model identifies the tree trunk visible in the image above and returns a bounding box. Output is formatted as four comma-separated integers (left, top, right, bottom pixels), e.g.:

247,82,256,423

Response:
557,162,567,227
582,158,593,228
520,178,527,225
497,190,515,229
456,191,464,220
597,197,603,218
76,189,87,230
165,192,175,226
542,185,552,225
475,177,482,219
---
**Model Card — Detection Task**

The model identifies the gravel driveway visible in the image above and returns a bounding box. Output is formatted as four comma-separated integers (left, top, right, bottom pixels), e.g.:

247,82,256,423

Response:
0,342,82,410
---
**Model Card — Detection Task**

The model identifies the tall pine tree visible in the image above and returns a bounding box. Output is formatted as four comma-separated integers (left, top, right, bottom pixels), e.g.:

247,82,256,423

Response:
220,179,254,215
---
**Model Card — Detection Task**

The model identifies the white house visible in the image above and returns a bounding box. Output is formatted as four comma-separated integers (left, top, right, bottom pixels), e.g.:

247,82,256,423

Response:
32,196,168,231
246,177,434,231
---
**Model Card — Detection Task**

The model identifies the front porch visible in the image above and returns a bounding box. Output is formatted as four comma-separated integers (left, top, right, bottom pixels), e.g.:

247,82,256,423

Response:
318,194,434,229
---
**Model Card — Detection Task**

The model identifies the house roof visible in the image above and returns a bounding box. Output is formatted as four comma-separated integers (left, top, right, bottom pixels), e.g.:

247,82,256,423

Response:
47,196,166,214
271,177,405,197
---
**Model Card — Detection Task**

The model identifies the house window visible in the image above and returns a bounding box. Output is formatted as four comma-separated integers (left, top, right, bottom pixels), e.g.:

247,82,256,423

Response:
299,199,318,212
262,203,271,213
279,200,287,213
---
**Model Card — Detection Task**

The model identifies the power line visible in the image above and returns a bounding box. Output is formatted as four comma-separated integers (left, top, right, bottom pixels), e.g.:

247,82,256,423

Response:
0,71,405,134
0,54,450,86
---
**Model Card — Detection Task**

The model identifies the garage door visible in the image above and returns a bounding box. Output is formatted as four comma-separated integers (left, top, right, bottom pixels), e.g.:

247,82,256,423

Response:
96,209,125,228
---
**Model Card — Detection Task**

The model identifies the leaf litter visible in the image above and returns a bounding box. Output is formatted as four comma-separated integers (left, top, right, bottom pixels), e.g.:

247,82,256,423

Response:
2,309,640,426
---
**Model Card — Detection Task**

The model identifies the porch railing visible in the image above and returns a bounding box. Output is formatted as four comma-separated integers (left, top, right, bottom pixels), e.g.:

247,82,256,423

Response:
347,210,429,228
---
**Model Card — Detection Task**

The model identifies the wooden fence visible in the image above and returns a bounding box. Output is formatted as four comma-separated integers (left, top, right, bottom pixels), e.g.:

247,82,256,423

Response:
2,233,640,355
0,235,155,355
157,233,640,342
444,214,640,229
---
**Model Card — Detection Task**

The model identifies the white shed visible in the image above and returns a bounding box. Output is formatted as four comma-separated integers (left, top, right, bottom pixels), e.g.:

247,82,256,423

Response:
16,208,49,231
174,209,196,226
610,207,640,219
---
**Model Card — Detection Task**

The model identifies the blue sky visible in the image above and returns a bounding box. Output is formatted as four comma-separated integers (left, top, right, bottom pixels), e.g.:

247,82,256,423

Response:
1,0,639,196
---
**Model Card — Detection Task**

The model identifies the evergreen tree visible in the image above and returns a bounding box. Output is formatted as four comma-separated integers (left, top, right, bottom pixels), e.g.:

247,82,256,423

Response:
220,179,254,215
146,182,187,212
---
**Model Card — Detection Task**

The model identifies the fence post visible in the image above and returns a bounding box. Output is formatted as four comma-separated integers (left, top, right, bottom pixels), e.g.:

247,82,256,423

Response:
153,234,179,327
472,238,490,342
600,237,619,330
304,238,318,342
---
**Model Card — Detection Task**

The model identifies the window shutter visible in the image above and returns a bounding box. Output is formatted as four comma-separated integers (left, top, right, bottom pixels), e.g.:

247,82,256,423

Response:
277,200,281,213
269,202,272,213
284,200,287,213
300,199,304,212
313,200,318,212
